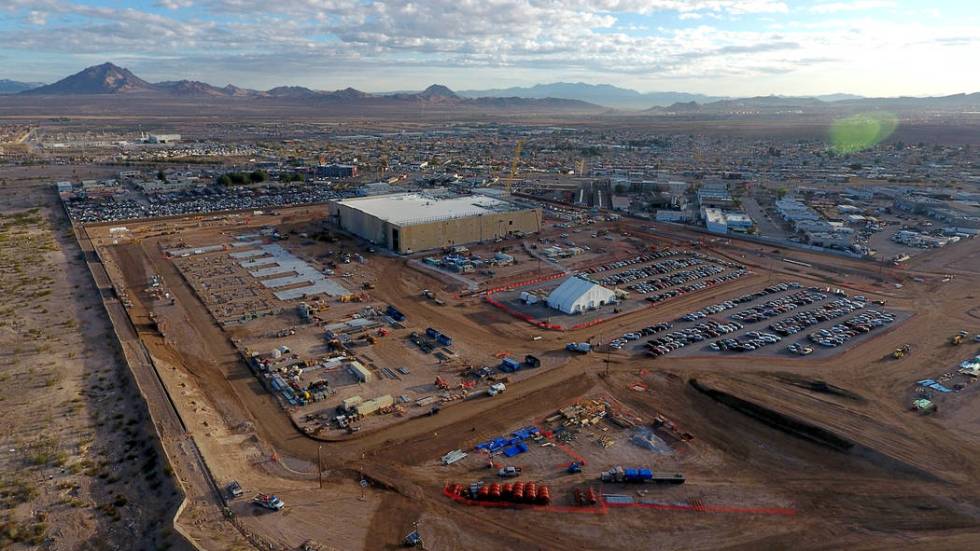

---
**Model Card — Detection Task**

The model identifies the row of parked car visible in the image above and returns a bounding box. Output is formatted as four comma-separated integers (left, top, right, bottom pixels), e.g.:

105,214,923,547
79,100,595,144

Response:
806,310,895,347
643,269,749,306
768,298,871,336
731,289,829,324
629,263,726,293
709,330,783,353
66,183,341,223
593,254,706,287
675,281,803,322
587,250,683,275
645,319,746,357
609,322,674,350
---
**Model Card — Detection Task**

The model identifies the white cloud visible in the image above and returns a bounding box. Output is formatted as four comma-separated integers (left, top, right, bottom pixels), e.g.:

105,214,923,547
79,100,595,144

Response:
808,1,895,15
26,10,48,25
0,0,976,96
156,0,195,9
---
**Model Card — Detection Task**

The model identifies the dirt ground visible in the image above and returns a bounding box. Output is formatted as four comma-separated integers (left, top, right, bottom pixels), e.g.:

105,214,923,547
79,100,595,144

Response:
77,198,980,550
0,172,186,550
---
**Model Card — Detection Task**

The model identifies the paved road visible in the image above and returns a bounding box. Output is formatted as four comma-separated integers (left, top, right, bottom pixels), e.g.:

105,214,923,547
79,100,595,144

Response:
741,197,791,240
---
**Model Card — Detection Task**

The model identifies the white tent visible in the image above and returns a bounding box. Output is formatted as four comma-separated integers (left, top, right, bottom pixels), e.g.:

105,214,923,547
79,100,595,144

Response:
546,276,616,314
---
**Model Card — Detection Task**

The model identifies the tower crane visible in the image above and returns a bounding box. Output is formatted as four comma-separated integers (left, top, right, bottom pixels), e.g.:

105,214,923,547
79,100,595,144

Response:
498,139,523,194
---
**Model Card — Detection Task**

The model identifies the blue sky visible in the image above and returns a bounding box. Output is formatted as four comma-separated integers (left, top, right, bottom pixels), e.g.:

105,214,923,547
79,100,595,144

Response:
1,1,977,96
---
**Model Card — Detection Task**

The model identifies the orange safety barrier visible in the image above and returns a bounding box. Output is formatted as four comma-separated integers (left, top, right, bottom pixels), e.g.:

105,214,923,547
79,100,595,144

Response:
443,484,796,517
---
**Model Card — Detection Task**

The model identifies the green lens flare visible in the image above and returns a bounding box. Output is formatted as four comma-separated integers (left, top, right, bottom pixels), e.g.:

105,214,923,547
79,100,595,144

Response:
829,112,898,154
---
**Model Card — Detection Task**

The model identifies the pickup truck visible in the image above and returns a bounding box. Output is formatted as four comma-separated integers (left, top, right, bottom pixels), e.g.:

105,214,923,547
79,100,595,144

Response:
565,342,591,353
252,494,285,511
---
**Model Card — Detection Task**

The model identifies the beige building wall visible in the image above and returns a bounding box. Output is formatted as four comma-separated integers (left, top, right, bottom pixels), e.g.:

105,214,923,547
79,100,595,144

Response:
332,200,542,253
395,208,541,253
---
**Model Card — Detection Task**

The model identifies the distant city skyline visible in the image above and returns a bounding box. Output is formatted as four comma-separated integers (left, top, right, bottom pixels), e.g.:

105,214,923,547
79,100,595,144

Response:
1,0,977,97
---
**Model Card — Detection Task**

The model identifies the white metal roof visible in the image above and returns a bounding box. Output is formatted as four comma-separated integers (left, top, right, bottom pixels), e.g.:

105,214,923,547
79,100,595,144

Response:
337,193,517,226
546,276,616,314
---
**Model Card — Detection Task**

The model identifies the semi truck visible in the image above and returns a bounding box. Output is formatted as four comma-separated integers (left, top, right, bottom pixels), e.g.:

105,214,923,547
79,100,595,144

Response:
599,466,685,485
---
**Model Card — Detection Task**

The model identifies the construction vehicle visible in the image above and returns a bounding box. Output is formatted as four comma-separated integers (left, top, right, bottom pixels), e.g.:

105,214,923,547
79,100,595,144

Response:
488,382,506,396
599,466,685,485
497,466,522,478
252,493,285,511
402,520,424,549
524,355,541,368
226,481,244,498
435,376,450,390
565,342,592,354
951,333,964,345
499,357,521,372
362,281,375,290
893,344,912,359
566,462,583,474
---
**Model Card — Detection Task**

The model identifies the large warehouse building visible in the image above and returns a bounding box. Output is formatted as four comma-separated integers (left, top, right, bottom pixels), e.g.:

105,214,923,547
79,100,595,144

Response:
332,192,542,253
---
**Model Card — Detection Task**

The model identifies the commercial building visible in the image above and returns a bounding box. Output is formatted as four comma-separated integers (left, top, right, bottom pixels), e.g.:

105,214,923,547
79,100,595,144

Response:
332,191,542,253
655,209,691,223
546,276,616,314
697,182,734,208
317,163,358,178
702,208,754,234
145,134,181,144
703,208,728,234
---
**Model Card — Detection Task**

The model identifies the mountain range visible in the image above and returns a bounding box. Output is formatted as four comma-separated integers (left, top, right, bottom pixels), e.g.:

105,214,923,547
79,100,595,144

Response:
0,79,44,94
5,63,978,115
458,83,726,109
455,83,869,109
16,63,601,113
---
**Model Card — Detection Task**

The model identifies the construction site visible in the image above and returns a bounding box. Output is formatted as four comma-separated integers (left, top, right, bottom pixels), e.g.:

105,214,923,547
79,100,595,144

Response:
76,197,980,550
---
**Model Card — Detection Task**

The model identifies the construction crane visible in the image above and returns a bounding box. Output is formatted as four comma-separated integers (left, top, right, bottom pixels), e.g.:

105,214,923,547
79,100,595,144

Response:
497,140,523,194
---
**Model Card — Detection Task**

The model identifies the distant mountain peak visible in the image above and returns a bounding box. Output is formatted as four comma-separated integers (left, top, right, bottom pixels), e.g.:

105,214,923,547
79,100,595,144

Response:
23,62,153,95
0,79,45,94
420,84,457,98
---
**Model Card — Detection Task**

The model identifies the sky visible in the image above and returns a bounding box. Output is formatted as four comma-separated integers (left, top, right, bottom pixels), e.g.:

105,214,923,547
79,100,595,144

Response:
0,0,978,96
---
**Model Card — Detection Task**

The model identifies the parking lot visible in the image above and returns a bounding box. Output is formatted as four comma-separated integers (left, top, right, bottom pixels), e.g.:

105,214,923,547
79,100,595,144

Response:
491,248,749,329
606,281,907,359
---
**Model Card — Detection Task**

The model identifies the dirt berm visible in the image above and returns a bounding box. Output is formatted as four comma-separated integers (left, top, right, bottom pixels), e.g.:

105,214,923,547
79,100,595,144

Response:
688,378,942,482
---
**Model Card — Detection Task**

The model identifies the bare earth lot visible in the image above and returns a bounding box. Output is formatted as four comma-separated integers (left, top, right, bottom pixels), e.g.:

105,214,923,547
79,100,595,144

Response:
0,172,186,550
73,198,980,550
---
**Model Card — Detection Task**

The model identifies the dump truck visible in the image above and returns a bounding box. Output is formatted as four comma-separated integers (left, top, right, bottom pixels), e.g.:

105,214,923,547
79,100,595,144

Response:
565,342,591,354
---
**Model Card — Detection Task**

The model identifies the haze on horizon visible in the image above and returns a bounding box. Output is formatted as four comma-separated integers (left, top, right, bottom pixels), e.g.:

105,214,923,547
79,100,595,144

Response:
1,0,977,97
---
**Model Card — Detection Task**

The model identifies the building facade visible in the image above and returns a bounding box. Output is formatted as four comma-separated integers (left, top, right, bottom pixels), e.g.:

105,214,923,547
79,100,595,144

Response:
332,192,542,253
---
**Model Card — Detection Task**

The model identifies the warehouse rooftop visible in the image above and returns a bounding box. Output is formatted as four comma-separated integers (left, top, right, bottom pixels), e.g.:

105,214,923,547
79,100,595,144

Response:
337,192,524,226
